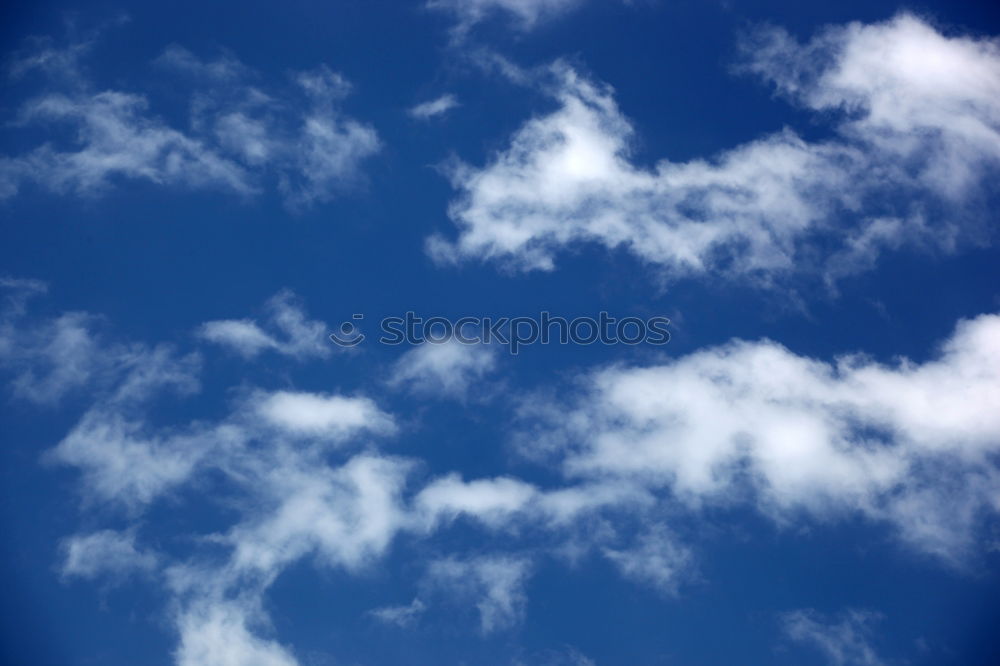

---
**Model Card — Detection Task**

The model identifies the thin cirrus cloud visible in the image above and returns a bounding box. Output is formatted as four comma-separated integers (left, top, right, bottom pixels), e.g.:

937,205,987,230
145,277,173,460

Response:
3,281,1000,663
388,338,499,398
424,555,533,634
196,290,332,360
61,529,158,581
427,0,587,34
368,597,427,628
408,93,460,120
428,14,1000,286
781,609,886,666
0,276,200,406
0,37,380,209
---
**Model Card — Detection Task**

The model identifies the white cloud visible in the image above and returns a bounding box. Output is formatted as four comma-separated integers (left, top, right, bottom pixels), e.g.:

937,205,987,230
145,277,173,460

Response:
415,473,538,528
1,40,379,209
49,409,215,509
253,390,396,440
197,290,331,360
743,14,1000,199
409,94,460,120
2,90,254,197
368,597,426,628
430,15,1000,285
602,526,692,594
781,609,885,666
61,529,157,580
428,0,585,34
197,319,277,357
175,601,299,666
521,312,1000,563
281,66,381,209
21,285,1000,660
426,555,532,633
512,647,596,666
389,339,498,397
1,311,103,404
155,44,248,82
3,286,514,660
219,454,413,577
0,280,201,406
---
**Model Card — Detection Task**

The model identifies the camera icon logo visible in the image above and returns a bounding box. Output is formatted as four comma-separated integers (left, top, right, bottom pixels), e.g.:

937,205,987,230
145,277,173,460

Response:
329,314,365,347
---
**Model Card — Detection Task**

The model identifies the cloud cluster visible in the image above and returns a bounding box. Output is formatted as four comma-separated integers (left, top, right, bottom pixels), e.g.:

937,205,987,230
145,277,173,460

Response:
5,281,999,663
429,14,1000,285
0,284,664,660
518,312,1000,563
0,39,379,209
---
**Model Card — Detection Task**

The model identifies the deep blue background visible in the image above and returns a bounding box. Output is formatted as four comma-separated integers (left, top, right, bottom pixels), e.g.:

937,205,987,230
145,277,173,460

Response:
2,1,1000,664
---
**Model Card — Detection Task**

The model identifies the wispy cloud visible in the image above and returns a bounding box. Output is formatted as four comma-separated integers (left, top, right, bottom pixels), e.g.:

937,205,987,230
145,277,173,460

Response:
429,14,1000,287
428,0,587,35
368,597,427,628
389,339,498,398
781,609,886,666
197,290,332,360
426,555,533,633
61,529,158,581
1,37,380,209
409,93,460,120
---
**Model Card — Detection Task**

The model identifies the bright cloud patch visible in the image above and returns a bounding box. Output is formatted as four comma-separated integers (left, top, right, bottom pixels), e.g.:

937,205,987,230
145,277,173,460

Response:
254,390,395,439
519,312,1000,562
429,14,1000,285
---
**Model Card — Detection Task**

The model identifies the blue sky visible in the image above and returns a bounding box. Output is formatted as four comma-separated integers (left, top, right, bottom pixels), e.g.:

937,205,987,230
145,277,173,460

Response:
2,1,1000,664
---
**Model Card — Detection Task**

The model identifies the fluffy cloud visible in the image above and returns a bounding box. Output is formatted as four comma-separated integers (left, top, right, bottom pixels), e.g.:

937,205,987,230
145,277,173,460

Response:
389,339,498,397
0,38,379,208
415,473,538,528
197,290,332,360
519,312,1000,563
253,390,395,439
743,14,1000,199
429,15,1000,285
174,601,299,666
781,609,885,666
